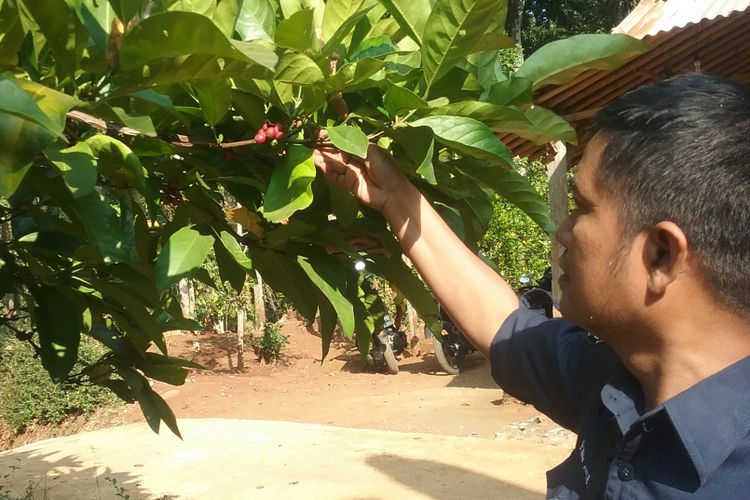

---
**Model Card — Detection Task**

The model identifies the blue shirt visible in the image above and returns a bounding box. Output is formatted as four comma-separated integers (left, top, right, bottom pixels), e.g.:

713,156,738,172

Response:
490,308,750,499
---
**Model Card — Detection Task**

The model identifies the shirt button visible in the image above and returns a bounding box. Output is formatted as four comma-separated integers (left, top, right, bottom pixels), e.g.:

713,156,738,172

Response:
618,463,635,481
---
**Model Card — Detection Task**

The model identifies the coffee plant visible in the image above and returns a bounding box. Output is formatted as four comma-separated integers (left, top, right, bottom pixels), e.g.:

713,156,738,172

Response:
0,0,649,436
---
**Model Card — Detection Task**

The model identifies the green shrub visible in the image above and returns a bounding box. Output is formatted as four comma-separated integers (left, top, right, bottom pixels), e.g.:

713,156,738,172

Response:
250,323,289,364
0,332,118,433
480,157,553,289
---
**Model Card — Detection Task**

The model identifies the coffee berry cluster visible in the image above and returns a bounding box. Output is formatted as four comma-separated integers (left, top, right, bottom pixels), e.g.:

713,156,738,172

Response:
254,121,285,144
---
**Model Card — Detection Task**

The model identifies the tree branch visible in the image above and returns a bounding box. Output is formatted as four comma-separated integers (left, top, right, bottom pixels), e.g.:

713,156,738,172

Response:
66,110,261,150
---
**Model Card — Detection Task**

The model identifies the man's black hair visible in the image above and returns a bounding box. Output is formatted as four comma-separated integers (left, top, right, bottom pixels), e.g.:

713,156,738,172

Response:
592,73,750,314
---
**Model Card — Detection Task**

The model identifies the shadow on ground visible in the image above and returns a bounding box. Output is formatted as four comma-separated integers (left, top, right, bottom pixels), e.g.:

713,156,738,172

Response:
362,453,541,499
0,449,175,500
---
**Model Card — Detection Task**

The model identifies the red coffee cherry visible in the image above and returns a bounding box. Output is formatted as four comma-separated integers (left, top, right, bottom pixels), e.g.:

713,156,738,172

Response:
254,133,266,143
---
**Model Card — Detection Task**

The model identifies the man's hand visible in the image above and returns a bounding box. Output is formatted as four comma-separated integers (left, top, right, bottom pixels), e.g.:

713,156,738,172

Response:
312,144,410,214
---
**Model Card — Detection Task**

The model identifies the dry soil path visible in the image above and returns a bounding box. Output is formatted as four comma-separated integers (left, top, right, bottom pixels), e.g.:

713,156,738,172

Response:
0,320,576,499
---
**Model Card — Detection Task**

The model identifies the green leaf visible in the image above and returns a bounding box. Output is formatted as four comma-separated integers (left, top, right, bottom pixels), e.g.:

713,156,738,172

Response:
328,124,369,159
262,145,316,222
516,34,652,89
411,115,513,168
218,231,253,272
366,254,440,333
83,135,148,193
375,0,430,45
236,0,276,42
131,89,189,128
45,142,98,198
328,183,359,227
77,102,157,136
72,0,115,51
248,248,318,321
0,0,25,66
453,158,555,234
140,353,202,384
275,9,316,52
0,114,54,197
467,49,509,91
10,78,79,131
0,75,63,137
421,0,502,94
213,238,246,293
97,379,136,404
322,5,374,57
155,225,214,291
510,106,577,145
119,11,278,72
279,0,325,25
296,249,355,338
427,101,577,145
165,0,218,16
193,79,232,126
73,190,132,263
210,0,242,37
316,291,337,360
116,54,274,92
383,83,429,115
391,126,435,184
348,34,399,61
108,0,145,23
274,51,324,85
231,90,266,129
18,0,87,78
213,230,252,293
468,32,514,53
118,367,182,438
349,277,383,352
31,286,81,382
78,277,165,352
486,77,532,106
322,0,364,43
327,57,385,92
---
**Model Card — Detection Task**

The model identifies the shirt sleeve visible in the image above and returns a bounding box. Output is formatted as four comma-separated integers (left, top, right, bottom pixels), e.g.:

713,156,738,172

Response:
490,307,621,431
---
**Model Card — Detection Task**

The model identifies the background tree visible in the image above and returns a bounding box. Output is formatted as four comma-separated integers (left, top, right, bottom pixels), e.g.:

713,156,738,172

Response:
521,0,639,55
505,0,526,46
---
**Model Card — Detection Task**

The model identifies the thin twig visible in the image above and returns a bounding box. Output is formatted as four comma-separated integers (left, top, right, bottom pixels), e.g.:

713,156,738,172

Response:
66,110,260,150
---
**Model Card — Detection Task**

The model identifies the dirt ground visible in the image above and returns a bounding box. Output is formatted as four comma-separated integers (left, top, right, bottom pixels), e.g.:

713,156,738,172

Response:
3,316,574,451
1,318,578,499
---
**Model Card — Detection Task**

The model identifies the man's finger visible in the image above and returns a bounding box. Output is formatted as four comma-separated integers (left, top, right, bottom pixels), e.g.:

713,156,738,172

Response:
313,149,347,175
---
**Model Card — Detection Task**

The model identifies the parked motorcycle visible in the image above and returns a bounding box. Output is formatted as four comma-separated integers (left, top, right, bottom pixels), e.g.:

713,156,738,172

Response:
365,314,408,374
352,260,409,374
425,306,475,375
428,268,556,374
517,267,555,319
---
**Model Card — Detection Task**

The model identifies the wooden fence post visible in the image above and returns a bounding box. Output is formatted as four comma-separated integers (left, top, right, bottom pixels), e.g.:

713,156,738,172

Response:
547,141,569,313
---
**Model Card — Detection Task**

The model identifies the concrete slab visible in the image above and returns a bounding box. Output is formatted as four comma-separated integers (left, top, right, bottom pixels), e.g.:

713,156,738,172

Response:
0,419,570,499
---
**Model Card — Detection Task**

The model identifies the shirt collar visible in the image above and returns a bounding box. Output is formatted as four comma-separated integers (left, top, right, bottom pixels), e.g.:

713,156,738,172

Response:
663,355,750,485
600,355,750,486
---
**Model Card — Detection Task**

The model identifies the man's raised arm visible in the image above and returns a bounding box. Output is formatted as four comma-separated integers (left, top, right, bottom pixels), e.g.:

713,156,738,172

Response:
313,145,519,357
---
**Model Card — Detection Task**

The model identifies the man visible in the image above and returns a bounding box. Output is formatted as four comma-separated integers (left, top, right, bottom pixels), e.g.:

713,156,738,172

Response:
313,73,750,498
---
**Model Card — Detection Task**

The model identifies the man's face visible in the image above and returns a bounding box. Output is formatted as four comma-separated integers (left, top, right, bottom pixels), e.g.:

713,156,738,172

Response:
555,136,640,336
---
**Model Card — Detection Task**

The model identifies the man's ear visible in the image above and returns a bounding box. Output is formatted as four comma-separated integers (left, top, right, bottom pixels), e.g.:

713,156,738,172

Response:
643,221,689,295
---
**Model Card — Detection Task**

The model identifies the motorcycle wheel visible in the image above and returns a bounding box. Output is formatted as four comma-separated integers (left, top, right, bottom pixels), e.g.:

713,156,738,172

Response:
378,332,399,374
433,336,460,375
